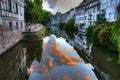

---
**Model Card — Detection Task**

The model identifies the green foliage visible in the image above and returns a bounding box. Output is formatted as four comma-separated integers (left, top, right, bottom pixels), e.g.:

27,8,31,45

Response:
86,25,95,36
95,10,107,25
25,0,50,24
59,22,65,30
59,18,78,40
41,10,50,23
34,0,42,6
65,18,78,31
86,7,120,63
23,34,42,67
65,18,76,30
80,23,84,27
36,27,49,38
87,14,120,63
111,14,120,63
25,0,42,23
86,25,96,45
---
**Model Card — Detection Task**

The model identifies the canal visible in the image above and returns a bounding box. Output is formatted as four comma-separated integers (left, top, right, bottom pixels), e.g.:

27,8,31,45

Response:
0,27,120,80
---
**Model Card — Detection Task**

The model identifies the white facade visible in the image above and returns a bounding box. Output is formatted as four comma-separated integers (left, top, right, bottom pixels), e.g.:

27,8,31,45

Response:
50,12,61,32
101,0,120,22
75,4,85,24
66,8,76,22
0,0,25,55
85,0,100,27
69,8,76,18
75,0,100,28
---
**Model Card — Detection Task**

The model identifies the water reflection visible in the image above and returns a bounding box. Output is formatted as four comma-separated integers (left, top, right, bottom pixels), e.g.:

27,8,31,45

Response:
91,46,120,80
0,44,26,80
22,36,43,68
28,35,98,80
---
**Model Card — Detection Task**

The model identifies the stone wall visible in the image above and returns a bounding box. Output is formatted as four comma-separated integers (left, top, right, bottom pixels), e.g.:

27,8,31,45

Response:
0,20,23,55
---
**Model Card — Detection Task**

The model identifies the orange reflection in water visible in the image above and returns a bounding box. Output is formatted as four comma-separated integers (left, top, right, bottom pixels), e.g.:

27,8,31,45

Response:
77,71,81,78
70,48,76,53
63,74,72,80
85,75,92,80
53,43,77,65
28,65,33,73
41,65,48,73
64,47,69,52
48,60,54,68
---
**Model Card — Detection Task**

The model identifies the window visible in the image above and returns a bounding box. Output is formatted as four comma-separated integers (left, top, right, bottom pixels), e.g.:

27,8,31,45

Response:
16,22,19,30
6,0,12,12
20,7,22,16
12,1,17,13
114,12,117,19
21,23,22,30
93,7,95,13
3,0,7,10
16,3,18,14
97,6,100,11
109,13,111,20
9,22,12,31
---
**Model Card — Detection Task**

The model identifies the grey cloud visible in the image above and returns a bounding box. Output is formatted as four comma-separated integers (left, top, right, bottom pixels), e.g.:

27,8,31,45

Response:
48,0,57,8
42,0,83,14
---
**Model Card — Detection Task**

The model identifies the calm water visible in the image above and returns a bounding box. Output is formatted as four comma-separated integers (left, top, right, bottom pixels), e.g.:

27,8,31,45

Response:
91,45,120,80
0,43,27,80
0,27,120,80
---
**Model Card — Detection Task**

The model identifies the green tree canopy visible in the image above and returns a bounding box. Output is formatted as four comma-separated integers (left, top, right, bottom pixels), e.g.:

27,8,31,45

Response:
25,0,50,24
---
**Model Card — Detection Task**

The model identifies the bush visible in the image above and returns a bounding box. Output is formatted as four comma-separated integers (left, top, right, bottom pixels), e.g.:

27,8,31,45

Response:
86,25,95,36
80,23,84,27
59,22,65,30
62,18,78,40
111,14,120,63
65,18,75,30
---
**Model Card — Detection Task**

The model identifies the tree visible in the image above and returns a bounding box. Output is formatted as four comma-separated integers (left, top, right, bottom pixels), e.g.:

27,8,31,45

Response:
63,18,78,40
34,0,42,5
59,22,65,30
111,14,120,63
25,0,42,23
41,10,50,23
96,10,107,25
25,0,50,24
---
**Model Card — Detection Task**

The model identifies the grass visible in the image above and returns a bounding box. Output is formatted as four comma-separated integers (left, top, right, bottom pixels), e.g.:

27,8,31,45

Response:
36,27,47,38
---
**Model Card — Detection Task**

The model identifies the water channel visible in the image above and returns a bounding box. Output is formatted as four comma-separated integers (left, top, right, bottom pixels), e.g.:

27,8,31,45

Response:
0,27,120,80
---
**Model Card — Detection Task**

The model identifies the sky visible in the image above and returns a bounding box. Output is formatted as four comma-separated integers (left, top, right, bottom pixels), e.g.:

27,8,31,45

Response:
42,0,83,14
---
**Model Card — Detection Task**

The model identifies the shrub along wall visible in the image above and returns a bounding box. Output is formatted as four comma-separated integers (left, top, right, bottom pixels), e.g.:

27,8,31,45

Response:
86,15,120,63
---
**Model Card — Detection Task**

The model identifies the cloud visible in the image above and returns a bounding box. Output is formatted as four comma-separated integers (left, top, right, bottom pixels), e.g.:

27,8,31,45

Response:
42,0,83,14
48,0,57,8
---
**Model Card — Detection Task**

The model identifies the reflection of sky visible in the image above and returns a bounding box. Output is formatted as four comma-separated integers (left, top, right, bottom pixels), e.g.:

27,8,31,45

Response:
28,35,98,80
42,0,83,14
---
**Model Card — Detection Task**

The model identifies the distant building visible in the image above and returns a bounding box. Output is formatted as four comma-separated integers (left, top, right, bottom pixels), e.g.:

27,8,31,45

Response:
60,13,67,22
85,0,100,27
100,0,120,22
50,0,120,31
75,0,86,25
50,12,61,32
66,8,76,22
0,0,25,55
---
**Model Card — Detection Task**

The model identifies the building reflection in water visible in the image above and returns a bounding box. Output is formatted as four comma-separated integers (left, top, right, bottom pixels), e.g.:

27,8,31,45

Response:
0,44,26,80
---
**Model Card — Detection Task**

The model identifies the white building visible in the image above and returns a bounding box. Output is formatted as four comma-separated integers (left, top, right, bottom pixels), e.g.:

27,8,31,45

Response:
75,1,85,25
66,8,76,22
85,0,100,27
50,12,61,32
100,0,120,22
0,0,25,55
75,0,100,28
